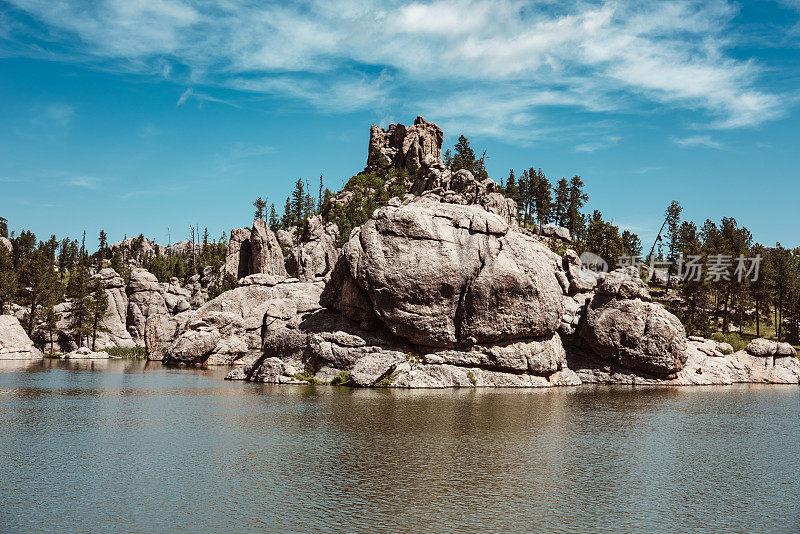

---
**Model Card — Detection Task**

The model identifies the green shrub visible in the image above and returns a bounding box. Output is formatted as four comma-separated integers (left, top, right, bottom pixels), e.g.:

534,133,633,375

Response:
294,364,322,384
405,352,421,364
207,272,238,300
375,370,399,388
548,240,567,257
330,370,351,386
466,370,477,386
327,169,412,247
105,346,147,359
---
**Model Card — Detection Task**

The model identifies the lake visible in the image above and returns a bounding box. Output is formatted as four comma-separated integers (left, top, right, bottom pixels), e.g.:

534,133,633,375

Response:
0,359,798,533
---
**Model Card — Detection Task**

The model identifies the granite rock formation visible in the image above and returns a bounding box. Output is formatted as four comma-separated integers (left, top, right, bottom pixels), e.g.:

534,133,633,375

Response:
0,315,42,359
366,116,443,174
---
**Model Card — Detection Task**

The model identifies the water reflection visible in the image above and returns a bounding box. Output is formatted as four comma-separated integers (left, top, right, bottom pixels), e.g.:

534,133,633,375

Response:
0,360,798,533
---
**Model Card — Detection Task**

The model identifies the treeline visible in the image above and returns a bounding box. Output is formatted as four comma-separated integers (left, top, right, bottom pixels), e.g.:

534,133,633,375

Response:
138,229,227,283
655,203,800,342
0,221,108,348
0,218,229,344
441,136,643,265
252,169,410,247
252,176,334,234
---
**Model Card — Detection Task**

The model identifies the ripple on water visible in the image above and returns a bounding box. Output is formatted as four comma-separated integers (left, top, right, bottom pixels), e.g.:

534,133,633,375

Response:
0,360,798,533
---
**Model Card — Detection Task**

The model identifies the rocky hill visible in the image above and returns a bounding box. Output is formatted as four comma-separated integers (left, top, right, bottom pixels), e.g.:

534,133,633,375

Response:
2,115,798,387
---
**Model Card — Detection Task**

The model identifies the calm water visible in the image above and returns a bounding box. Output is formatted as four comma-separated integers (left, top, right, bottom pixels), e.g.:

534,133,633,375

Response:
0,360,798,533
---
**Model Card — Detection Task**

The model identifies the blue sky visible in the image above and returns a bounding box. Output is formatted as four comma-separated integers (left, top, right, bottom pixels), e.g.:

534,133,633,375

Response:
1,0,800,251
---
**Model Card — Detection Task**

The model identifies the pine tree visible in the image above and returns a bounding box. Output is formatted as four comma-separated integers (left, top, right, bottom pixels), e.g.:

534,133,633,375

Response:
0,245,17,314
44,235,59,266
566,176,588,241
291,178,306,227
43,304,61,355
768,244,792,341
67,266,92,346
532,169,552,228
98,230,108,255
304,179,315,220
505,170,519,220
0,216,7,238
552,178,569,227
268,203,279,231
664,200,682,282
317,175,324,213
89,278,109,351
282,196,293,229
474,152,489,180
21,248,60,335
12,229,36,272
58,238,71,281
80,230,88,266
451,135,476,173
749,243,771,338
111,249,123,275
443,149,453,169
518,169,530,225
253,197,266,222
621,231,642,257
677,221,708,335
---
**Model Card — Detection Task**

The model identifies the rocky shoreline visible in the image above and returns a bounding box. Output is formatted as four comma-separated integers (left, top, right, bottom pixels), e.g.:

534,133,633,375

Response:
1,116,798,387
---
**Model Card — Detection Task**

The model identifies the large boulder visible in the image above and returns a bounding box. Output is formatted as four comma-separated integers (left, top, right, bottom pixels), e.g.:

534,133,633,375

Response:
93,268,136,349
562,249,600,294
746,338,797,358
144,311,194,361
163,277,324,366
321,198,564,349
0,315,42,359
366,115,443,174
0,237,11,254
285,216,339,281
580,294,687,376
249,220,287,277
673,338,800,385
421,333,566,374
126,268,169,343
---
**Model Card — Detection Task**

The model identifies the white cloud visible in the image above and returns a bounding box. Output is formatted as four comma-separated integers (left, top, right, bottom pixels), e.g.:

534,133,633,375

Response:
31,103,75,129
66,176,101,188
176,87,238,108
4,0,788,140
575,136,622,153
672,135,724,149
176,88,193,106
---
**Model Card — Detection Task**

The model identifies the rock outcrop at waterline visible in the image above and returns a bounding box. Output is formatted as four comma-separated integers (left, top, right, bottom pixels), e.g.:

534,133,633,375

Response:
227,196,688,387
161,274,324,366
220,115,799,388
0,315,42,359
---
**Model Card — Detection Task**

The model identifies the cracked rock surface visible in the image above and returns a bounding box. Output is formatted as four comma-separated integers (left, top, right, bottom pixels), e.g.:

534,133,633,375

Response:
321,197,564,349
